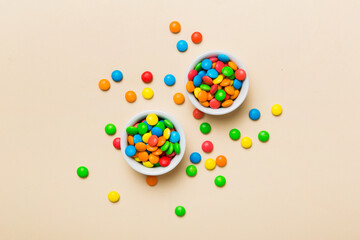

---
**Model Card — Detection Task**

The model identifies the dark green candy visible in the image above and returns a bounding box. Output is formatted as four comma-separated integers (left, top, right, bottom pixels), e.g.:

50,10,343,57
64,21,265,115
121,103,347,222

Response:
126,126,138,135
200,122,211,134
166,143,174,155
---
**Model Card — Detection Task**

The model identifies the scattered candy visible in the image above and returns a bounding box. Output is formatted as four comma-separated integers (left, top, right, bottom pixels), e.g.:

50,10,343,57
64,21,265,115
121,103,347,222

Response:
201,140,213,153
108,191,120,203
105,123,116,135
111,70,123,82
193,108,204,119
125,90,137,103
241,137,252,149
113,137,121,149
186,165,197,177
216,155,227,167
229,128,241,140
77,166,89,178
200,122,211,134
169,21,181,33
164,74,176,86
142,87,154,99
190,152,201,164
175,206,186,217
173,93,185,104
258,130,269,142
141,71,153,83
249,108,261,120
271,104,282,116
205,158,216,170
177,40,188,52
98,79,110,91
146,176,158,186
191,32,203,44
214,175,226,187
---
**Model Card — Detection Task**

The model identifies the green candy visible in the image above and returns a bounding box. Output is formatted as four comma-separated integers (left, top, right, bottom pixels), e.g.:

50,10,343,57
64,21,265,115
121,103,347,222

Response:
155,121,165,131
164,119,174,129
175,206,186,217
215,89,226,101
258,130,270,142
200,122,211,134
194,62,202,72
222,66,234,77
214,175,226,187
186,165,197,177
105,123,116,135
154,162,161,167
77,166,89,178
126,126,138,135
166,143,174,155
137,122,148,135
229,73,235,80
229,128,241,140
200,84,211,91
160,141,170,151
174,142,180,154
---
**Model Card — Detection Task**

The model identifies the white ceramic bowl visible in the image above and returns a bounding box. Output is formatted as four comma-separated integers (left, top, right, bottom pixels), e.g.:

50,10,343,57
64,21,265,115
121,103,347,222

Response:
185,51,249,115
121,110,186,176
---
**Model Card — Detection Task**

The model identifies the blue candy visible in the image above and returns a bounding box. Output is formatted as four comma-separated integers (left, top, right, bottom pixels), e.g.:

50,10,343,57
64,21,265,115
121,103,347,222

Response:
198,70,206,78
177,40,188,52
207,69,219,79
233,79,242,89
151,127,163,137
249,108,261,120
125,145,136,157
201,59,212,70
133,134,142,144
164,74,176,86
143,120,152,130
111,70,123,82
218,54,230,63
169,131,180,143
190,152,201,164
193,75,202,87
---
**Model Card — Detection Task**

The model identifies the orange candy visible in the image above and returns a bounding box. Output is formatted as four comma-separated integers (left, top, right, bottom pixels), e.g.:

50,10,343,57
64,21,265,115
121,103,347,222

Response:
127,135,134,145
125,90,137,103
222,100,233,107
147,145,158,152
220,79,231,87
157,136,166,147
186,81,195,93
173,93,185,105
207,92,214,101
216,155,227,167
231,90,240,99
146,176,158,186
135,142,147,151
153,148,163,156
200,101,210,107
224,86,235,95
228,61,238,71
149,154,159,164
98,79,110,91
197,90,208,102
169,21,181,33
138,151,149,162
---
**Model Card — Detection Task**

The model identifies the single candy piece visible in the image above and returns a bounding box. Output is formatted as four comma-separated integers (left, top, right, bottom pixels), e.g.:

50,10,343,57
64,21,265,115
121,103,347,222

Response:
249,108,261,120
258,130,270,142
210,84,218,95
186,165,197,177
163,128,171,139
201,59,212,70
126,126,138,135
193,109,204,119
271,104,283,116
215,61,225,73
215,89,226,101
133,134,142,144
241,137,252,149
155,121,165,131
200,122,211,134
229,129,241,140
233,79,242,89
137,122,148,135
146,114,158,126
108,191,120,203
177,40,188,52
149,154,159,164
77,166,89,178
209,99,221,109
186,81,195,93
235,69,246,81
174,142,180,154
143,161,154,168
228,62,238,71
128,135,134,145
146,176,158,186
222,99,233,108
218,54,230,63
173,93,185,104
169,21,181,33
198,70,206,78
222,66,234,77
190,152,201,164
135,142,147,152
151,127,163,137
138,151,149,161
191,32,202,44
141,71,153,83
214,175,226,187
205,158,216,170
164,119,174,129
188,69,198,81
105,123,116,135
202,140,213,153
175,206,186,217
164,74,176,86
195,62,202,72
148,135,159,147
169,131,180,143
207,69,219,79
111,70,123,82
125,145,136,156
98,79,110,91
193,75,202,87
142,87,154,99
113,137,121,149
125,90,137,103
216,155,227,167
197,90,208,102
202,76,213,86
200,84,211,92
159,156,171,167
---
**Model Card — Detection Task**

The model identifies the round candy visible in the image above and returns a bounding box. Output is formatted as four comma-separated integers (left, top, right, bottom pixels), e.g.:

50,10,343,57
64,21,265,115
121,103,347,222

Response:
193,109,204,119
126,126,138,135
133,134,142,144
258,130,270,142
200,122,211,134
229,129,241,140
146,114,158,126
205,158,216,170
186,165,197,177
77,166,89,178
271,104,283,116
164,119,174,129
146,176,158,186
241,137,252,149
191,32,202,44
105,123,116,135
142,87,154,99
215,89,226,101
151,127,163,137
201,59,212,70
249,108,261,120
108,191,120,203
222,66,234,77
169,131,180,143
159,156,171,167
125,90,137,103
233,79,242,89
218,54,230,63
155,121,165,131
214,175,226,187
137,122,148,135
163,129,171,139
175,206,186,217
164,74,176,86
190,152,201,164
202,141,213,153
209,99,221,109
207,69,218,79
216,155,227,167
198,70,206,78
148,135,159,147
113,137,121,149
174,142,180,154
111,70,123,82
141,71,153,83
188,69,198,81
98,79,110,91
173,93,185,104
125,145,136,156
176,40,188,52
169,21,181,33
235,69,246,81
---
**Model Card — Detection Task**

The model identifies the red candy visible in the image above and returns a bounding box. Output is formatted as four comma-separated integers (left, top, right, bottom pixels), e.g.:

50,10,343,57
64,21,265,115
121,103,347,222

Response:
159,156,171,167
209,57,218,63
193,108,204,119
141,71,153,83
113,137,121,149
210,84,218,95
202,76,213,85
188,69,197,81
191,32,203,44
209,99,220,109
215,61,225,73
235,69,246,81
202,141,213,153
225,94,230,100
148,135,158,147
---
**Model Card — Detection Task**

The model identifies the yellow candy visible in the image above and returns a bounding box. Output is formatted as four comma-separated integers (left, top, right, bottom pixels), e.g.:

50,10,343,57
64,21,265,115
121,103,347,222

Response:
213,74,224,84
271,104,282,116
143,161,154,168
163,128,171,139
142,132,152,143
108,191,120,203
146,113,158,125
142,87,154,99
241,137,252,149
194,87,201,98
205,158,216,170
230,80,234,86
134,157,141,162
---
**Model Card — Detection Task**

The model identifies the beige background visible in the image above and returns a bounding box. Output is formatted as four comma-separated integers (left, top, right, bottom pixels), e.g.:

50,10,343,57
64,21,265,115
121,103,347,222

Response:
1,0,360,239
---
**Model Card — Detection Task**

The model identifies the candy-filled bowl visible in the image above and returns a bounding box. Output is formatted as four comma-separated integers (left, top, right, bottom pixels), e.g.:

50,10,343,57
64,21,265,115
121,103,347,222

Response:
121,110,186,176
185,51,249,115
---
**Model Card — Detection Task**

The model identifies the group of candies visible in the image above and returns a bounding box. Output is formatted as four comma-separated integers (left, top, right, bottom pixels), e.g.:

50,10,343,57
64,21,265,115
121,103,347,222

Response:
186,54,247,108
124,113,181,168
98,70,124,91
169,20,203,53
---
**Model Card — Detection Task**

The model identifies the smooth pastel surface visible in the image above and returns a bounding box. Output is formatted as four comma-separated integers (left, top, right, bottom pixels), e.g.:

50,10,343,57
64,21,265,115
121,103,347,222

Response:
271,104,283,116
214,175,226,187
186,165,197,177
241,137,252,149
190,152,201,164
200,122,211,134
249,108,261,120
175,206,186,217
108,191,120,203
111,70,123,82
205,158,216,170
105,123,116,135
229,128,241,140
164,74,176,86
77,166,89,178
258,130,270,142
142,87,154,99
176,40,188,52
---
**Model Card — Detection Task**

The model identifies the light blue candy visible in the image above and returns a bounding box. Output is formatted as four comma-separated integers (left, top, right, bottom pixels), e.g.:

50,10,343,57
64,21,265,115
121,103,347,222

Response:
218,54,230,63
177,40,188,52
133,134,142,144
233,79,242,89
169,131,180,143
125,145,136,157
190,152,201,164
193,75,202,87
201,59,212,70
111,70,123,82
249,108,261,120
198,70,206,78
164,74,176,86
207,69,218,79
151,127,163,137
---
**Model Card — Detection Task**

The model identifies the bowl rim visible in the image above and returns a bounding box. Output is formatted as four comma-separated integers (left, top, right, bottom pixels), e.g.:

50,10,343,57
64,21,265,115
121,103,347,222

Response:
185,50,249,115
120,110,186,176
